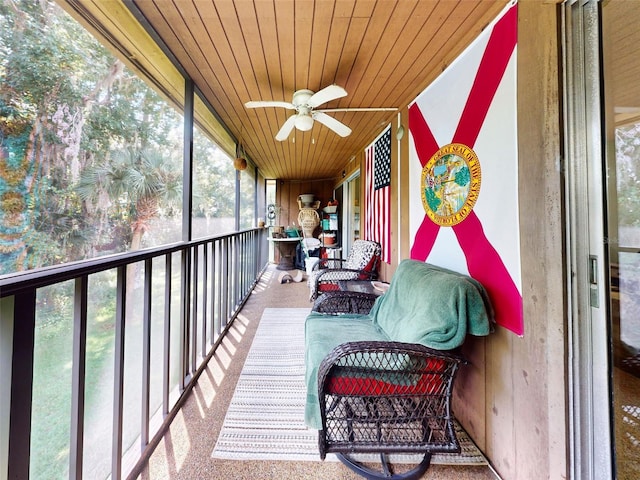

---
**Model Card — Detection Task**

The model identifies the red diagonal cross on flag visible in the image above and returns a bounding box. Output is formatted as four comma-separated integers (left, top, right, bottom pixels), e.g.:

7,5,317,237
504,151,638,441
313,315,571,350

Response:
409,4,522,335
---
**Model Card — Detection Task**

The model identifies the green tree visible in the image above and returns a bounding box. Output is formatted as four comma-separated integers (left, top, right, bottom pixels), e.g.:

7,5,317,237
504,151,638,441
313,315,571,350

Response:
192,132,235,220
0,0,184,273
0,0,126,271
616,123,640,230
76,147,182,252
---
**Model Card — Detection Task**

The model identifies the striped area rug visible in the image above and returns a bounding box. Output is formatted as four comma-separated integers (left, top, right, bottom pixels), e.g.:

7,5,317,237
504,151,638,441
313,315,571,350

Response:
212,307,487,465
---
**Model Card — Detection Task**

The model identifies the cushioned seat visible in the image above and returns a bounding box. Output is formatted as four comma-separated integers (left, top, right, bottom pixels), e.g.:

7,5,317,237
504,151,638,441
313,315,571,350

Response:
305,312,389,428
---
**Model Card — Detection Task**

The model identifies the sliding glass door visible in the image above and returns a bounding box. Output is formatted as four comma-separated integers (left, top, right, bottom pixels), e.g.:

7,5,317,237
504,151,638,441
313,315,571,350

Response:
566,1,640,478
602,1,640,478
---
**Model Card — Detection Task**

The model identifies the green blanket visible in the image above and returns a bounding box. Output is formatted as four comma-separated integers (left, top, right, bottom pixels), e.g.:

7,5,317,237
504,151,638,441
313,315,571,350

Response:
304,259,493,430
371,260,493,348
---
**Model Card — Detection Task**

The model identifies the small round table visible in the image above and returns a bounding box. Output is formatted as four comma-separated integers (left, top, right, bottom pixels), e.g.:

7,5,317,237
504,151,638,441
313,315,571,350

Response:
269,237,302,270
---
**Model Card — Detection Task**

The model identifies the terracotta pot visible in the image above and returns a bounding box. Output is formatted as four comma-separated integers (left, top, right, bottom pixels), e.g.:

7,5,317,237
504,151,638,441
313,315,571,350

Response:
323,233,336,245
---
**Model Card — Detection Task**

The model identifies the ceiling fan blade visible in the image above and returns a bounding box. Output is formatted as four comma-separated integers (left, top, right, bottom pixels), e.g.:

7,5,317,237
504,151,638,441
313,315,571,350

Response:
313,112,352,137
307,85,347,108
318,107,398,112
245,100,296,110
275,115,297,141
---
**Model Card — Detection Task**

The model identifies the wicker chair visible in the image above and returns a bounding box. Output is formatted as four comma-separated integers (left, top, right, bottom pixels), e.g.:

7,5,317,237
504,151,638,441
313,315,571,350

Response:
305,260,494,479
317,341,465,480
307,239,381,300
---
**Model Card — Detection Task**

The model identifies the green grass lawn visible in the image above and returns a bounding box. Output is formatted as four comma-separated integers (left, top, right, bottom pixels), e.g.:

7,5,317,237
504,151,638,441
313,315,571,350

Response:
30,259,185,479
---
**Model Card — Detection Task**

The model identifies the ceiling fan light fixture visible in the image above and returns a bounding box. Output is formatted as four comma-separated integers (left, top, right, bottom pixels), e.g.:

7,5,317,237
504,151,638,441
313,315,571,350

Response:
294,114,314,131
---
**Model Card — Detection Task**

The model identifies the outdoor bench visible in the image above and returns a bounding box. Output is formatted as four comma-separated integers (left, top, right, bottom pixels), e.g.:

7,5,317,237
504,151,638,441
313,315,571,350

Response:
304,259,493,479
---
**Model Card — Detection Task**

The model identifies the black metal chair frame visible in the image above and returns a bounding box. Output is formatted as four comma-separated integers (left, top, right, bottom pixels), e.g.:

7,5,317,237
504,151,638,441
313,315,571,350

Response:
309,240,381,300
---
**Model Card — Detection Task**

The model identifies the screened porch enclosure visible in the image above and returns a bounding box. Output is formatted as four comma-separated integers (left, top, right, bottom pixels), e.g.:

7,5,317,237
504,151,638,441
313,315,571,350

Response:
1,0,596,479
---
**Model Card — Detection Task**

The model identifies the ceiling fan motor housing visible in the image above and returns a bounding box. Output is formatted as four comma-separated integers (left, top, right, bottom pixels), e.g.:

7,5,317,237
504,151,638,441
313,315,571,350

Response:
292,90,315,131
291,89,314,107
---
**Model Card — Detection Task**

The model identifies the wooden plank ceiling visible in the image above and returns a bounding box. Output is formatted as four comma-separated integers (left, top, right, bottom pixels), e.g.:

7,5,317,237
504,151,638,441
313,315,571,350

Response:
606,0,640,126
131,0,508,180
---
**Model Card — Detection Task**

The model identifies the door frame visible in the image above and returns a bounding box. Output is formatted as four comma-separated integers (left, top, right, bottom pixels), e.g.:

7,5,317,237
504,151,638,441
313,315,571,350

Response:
336,170,361,256
563,1,613,478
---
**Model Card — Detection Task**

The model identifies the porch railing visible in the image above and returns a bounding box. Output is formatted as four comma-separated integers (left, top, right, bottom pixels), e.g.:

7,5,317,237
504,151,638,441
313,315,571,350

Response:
0,228,268,480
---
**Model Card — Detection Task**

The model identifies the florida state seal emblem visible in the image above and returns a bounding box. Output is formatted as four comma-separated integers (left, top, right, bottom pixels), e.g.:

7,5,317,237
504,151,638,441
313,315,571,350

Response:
420,143,481,227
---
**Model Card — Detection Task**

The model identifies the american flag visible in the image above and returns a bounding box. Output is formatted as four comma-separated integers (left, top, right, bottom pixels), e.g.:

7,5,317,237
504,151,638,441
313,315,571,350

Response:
364,126,391,264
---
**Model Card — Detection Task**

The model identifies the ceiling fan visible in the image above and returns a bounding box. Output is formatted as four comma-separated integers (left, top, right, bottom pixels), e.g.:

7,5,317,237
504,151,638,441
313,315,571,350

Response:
245,85,396,141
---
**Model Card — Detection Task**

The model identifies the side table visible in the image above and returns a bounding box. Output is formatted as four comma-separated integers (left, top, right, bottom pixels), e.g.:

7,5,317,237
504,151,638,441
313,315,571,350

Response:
269,237,302,270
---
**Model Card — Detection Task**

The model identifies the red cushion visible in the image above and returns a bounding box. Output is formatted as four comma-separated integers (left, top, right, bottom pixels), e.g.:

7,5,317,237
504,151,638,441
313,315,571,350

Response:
318,283,340,292
326,358,447,396
357,254,379,280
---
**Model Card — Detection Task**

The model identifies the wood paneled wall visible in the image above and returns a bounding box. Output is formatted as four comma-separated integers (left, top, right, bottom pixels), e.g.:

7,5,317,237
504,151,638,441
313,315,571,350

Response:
275,179,338,232
492,3,566,478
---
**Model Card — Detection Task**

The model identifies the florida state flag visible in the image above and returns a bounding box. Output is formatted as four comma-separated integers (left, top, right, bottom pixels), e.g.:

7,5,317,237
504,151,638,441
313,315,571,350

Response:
408,2,522,335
